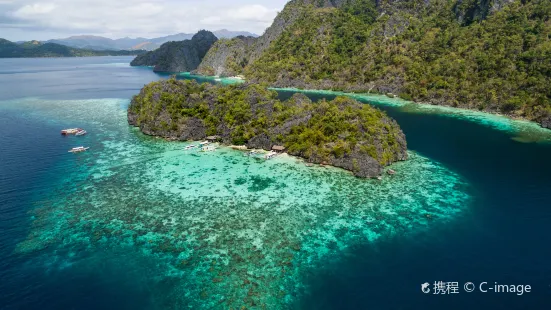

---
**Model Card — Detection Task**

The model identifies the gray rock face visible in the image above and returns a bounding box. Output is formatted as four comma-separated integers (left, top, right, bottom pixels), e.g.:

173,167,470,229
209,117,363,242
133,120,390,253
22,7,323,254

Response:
248,0,307,62
454,0,515,25
194,36,256,77
541,116,551,129
194,0,307,76
490,0,515,13
130,30,217,72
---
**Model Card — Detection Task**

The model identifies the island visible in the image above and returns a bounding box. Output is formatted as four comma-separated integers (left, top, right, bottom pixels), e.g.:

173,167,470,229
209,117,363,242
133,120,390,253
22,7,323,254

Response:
130,30,218,72
0,39,145,58
128,78,408,178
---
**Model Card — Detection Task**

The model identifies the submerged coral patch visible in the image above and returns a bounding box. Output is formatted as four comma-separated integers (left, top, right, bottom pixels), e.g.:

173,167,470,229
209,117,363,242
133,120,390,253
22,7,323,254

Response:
11,98,470,309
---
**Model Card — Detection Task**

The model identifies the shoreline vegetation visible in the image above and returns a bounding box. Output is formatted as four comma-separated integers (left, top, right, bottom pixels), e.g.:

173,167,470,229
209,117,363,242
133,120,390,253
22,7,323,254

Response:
181,71,551,135
192,0,551,130
128,78,408,178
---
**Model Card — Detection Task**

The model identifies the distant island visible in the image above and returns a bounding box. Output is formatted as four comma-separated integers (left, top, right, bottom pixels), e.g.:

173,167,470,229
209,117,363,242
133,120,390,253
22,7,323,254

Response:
130,31,219,72
128,78,407,178
45,29,259,51
0,39,145,58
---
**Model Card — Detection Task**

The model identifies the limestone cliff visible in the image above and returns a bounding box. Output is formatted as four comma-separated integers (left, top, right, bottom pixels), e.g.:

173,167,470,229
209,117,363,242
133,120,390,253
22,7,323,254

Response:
130,30,217,72
194,0,309,76
194,36,256,77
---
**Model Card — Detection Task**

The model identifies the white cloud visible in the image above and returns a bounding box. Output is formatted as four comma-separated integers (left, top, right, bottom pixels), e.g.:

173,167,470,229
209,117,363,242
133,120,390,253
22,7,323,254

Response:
13,3,56,16
1,0,289,40
202,4,278,27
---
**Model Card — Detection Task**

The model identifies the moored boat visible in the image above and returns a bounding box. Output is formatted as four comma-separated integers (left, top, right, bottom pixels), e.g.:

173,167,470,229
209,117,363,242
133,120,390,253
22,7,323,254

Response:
184,144,197,150
61,128,82,135
75,130,87,136
265,151,278,160
200,144,217,152
68,146,89,153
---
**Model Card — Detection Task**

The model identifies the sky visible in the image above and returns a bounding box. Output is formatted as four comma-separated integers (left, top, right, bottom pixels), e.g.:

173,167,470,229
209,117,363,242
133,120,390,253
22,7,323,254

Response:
0,0,289,41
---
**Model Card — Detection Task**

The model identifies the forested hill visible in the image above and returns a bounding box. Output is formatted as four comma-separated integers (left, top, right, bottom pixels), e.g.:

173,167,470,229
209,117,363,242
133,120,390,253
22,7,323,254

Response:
198,0,551,129
128,79,408,178
0,39,145,58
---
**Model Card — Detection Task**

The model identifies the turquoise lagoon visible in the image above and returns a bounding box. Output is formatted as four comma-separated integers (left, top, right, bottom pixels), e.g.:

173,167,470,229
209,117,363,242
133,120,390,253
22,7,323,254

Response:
10,97,469,308
3,58,551,310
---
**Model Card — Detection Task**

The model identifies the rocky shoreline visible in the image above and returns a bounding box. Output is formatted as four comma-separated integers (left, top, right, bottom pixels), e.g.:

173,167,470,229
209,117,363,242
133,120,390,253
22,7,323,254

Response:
128,79,408,178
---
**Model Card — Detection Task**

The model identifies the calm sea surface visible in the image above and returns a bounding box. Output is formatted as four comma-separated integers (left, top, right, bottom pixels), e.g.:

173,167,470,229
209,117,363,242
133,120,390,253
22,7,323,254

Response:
0,57,550,310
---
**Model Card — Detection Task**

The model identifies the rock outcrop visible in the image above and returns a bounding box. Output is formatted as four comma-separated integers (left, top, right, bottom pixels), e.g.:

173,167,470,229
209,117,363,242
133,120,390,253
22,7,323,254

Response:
130,30,217,72
128,79,408,178
541,116,551,129
193,0,309,76
194,36,256,77
454,0,515,25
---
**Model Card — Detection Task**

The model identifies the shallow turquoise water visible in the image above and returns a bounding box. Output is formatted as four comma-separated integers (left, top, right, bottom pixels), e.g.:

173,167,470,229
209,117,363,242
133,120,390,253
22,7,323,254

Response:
2,58,551,310
10,97,469,308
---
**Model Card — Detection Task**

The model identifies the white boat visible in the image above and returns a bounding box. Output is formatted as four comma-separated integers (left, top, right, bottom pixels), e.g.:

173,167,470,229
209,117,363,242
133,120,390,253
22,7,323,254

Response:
200,145,217,152
265,151,278,159
75,130,87,136
68,146,89,153
199,141,210,146
184,144,197,150
61,128,82,135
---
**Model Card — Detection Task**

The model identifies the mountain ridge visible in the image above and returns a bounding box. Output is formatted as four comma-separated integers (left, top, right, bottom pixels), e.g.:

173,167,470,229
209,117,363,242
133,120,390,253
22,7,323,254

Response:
45,29,258,51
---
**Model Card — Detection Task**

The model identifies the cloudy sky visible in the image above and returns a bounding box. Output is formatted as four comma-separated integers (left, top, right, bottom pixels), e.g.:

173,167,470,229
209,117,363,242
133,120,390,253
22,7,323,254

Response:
0,0,289,41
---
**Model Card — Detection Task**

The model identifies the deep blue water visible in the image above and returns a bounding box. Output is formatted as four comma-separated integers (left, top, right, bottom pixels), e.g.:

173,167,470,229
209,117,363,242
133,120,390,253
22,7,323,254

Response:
1,57,550,309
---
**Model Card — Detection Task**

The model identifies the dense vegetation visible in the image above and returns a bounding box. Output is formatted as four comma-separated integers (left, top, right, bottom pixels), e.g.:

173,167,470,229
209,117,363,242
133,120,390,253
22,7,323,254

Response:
130,30,218,72
128,78,407,177
244,0,551,126
0,39,144,58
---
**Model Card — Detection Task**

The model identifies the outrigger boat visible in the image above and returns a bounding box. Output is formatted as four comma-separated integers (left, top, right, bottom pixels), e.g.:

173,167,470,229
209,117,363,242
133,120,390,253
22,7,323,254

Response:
68,146,89,153
199,141,210,146
61,128,83,135
75,129,87,136
184,144,198,150
264,151,278,160
200,144,217,152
